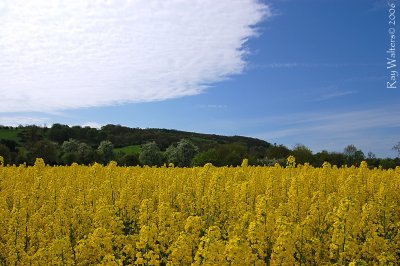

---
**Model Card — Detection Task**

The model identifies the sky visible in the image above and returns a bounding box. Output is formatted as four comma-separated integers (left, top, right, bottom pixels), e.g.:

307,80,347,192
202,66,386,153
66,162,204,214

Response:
0,0,399,158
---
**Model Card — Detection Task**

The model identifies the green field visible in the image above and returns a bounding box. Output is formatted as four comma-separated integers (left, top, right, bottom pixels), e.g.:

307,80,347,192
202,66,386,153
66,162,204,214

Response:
114,144,141,154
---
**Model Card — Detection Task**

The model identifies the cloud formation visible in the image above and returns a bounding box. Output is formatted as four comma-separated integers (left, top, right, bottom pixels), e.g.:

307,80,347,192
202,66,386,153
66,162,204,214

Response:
259,62,379,68
314,89,359,101
0,0,268,112
249,106,400,157
0,116,50,127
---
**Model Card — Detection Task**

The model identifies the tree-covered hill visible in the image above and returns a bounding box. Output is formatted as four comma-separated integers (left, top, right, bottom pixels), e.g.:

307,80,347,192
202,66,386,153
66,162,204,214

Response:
0,124,271,166
0,124,399,168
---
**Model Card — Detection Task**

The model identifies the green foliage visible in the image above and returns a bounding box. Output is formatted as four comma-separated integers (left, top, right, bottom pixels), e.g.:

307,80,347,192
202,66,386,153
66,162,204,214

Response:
139,142,164,166
189,136,216,143
17,125,45,145
291,144,313,165
48,123,72,144
117,153,140,166
313,150,345,167
0,144,11,164
97,140,115,163
165,139,199,167
266,144,290,159
61,138,80,153
78,143,94,164
379,158,398,169
343,144,365,166
29,140,59,165
60,139,95,165
192,143,247,166
0,125,398,168
61,152,79,165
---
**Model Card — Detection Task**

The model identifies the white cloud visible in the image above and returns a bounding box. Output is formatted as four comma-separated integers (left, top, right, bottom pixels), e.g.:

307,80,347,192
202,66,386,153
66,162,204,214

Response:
315,90,359,101
0,116,50,127
195,104,228,109
81,122,102,129
0,0,269,113
249,106,400,157
251,107,400,139
258,62,379,68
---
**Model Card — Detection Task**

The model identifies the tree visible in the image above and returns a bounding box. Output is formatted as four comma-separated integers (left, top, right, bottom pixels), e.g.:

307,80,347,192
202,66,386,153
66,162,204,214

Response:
291,144,313,165
59,139,94,165
29,140,59,165
0,139,18,153
0,144,11,164
218,143,247,166
78,143,94,165
343,145,365,166
48,124,72,144
18,125,45,146
313,150,346,167
117,153,139,166
97,140,115,163
60,152,79,165
393,142,400,157
139,142,164,166
266,144,290,159
61,139,80,153
366,152,379,168
165,139,199,167
192,143,247,166
313,150,330,167
343,145,357,158
192,148,219,166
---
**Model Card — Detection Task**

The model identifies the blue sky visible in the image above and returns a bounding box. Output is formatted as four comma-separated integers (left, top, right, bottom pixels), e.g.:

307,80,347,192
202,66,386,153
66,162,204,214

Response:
0,0,399,157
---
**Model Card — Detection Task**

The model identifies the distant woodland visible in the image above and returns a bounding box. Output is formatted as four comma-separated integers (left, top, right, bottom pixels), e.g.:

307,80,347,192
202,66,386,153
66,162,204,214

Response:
0,124,399,168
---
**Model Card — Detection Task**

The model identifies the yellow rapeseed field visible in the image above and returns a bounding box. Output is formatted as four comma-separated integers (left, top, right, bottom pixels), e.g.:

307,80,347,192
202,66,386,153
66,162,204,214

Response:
0,156,399,265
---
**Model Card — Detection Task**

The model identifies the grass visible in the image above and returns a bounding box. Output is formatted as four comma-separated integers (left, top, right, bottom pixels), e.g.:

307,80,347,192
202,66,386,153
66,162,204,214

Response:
114,145,141,154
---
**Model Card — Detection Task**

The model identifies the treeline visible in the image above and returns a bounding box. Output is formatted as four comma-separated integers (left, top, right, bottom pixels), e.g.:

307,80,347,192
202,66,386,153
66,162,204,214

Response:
0,124,270,166
0,124,399,168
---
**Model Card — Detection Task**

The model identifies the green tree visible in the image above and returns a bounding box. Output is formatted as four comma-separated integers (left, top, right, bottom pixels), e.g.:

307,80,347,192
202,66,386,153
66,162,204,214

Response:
291,144,313,165
17,125,45,146
0,139,18,153
366,152,379,168
0,144,11,164
165,139,199,167
78,142,94,164
139,142,164,166
48,124,72,144
192,143,247,166
192,148,219,166
266,144,290,159
379,158,397,169
117,153,140,166
61,152,79,165
97,140,115,163
29,140,59,165
343,144,365,166
60,139,94,165
61,138,80,153
60,139,80,164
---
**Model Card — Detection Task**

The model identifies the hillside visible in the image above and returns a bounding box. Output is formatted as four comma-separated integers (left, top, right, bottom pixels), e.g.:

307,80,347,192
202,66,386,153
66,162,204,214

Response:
0,124,270,150
0,124,271,166
0,124,399,168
